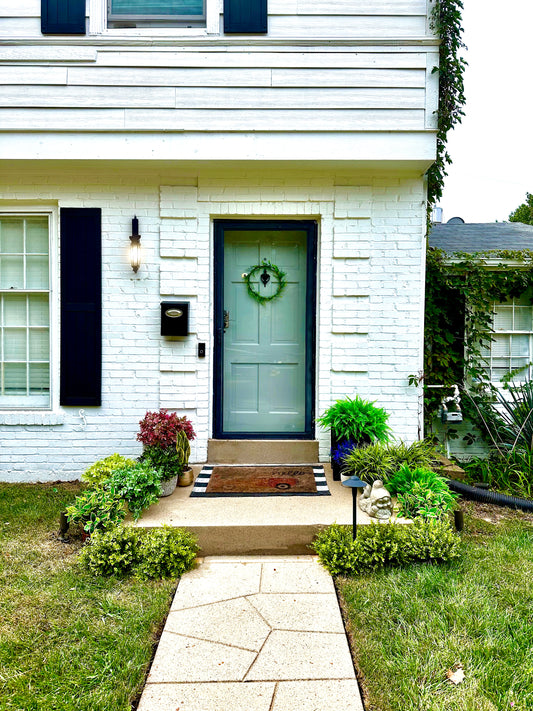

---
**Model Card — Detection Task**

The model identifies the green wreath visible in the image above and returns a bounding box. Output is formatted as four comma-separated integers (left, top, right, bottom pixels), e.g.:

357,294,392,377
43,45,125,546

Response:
243,259,287,305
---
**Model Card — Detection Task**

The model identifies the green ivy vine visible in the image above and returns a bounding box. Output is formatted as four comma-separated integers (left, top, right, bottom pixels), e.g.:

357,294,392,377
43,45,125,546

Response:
421,248,533,437
426,0,467,223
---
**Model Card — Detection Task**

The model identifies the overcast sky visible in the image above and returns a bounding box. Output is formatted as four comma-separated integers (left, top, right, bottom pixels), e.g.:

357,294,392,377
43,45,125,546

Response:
438,0,533,224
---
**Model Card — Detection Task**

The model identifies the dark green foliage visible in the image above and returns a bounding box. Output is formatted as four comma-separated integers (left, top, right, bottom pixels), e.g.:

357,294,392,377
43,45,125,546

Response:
106,461,162,520
509,192,533,225
477,380,533,452
79,525,199,580
463,451,533,499
312,520,460,576
140,444,181,482
341,440,438,484
65,484,126,533
422,249,533,436
387,464,457,520
316,396,391,443
426,0,467,218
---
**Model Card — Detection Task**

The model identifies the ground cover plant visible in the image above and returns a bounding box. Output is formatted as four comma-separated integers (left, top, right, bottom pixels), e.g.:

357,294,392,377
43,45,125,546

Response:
336,503,533,711
0,483,177,711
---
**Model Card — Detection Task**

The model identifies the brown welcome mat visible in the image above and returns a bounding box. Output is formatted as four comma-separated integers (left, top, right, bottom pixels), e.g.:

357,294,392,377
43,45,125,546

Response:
190,465,330,497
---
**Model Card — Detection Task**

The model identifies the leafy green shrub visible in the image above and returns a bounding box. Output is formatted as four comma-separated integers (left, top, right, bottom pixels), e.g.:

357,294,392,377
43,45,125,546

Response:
312,520,460,576
463,450,533,499
79,525,199,579
136,527,199,580
341,440,438,483
82,453,136,488
316,396,391,444
106,461,162,521
79,524,140,576
140,444,180,482
65,484,126,534
387,464,457,520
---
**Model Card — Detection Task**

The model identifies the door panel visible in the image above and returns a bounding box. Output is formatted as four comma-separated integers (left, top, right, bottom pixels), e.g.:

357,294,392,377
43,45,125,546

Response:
215,222,315,438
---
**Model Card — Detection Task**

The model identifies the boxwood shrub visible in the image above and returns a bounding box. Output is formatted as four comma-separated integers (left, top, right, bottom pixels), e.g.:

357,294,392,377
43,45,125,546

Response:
311,520,460,576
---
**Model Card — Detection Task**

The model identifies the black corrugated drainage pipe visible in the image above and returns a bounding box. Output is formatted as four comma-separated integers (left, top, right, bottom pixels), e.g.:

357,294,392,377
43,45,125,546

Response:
447,479,533,512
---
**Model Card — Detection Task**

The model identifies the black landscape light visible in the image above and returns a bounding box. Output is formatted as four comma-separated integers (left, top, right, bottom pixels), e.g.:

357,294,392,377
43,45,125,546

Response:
342,475,368,540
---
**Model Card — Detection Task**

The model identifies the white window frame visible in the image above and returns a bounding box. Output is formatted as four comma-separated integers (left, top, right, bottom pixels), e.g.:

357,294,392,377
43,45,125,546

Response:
483,299,533,385
0,207,59,412
89,0,219,35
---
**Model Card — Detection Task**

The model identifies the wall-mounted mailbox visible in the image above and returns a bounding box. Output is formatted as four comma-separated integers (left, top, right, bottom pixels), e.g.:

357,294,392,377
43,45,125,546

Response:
161,301,189,336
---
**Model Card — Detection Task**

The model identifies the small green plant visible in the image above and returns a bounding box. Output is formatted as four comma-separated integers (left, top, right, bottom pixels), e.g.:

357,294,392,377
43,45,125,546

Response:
175,429,191,471
463,451,533,499
79,525,199,579
139,444,179,482
65,485,126,534
106,461,162,521
312,520,460,576
82,453,136,488
135,527,199,580
341,440,438,484
316,396,391,443
387,464,457,520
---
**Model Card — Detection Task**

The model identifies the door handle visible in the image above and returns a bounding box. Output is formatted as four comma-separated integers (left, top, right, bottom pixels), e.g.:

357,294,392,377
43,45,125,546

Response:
223,310,230,332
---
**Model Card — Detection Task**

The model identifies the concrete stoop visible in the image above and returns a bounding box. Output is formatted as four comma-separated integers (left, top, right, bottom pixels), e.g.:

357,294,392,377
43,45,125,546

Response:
136,464,389,555
207,439,319,464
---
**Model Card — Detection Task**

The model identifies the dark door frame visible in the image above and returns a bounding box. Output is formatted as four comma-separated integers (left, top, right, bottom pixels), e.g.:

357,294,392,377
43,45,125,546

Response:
213,219,317,440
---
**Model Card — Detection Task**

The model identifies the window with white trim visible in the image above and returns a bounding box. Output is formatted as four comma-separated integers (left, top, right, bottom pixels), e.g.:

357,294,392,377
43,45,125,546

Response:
481,296,533,384
0,215,50,408
107,0,205,27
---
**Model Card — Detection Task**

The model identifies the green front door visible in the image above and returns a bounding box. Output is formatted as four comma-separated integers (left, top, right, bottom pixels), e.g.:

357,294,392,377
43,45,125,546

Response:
214,221,316,438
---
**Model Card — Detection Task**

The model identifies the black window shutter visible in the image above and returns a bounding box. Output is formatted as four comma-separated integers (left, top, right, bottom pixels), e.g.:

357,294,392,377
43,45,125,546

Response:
41,0,86,34
224,0,267,33
60,208,102,407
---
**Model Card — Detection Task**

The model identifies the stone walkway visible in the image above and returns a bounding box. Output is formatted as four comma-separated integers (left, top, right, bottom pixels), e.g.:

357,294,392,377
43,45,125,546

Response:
138,556,364,711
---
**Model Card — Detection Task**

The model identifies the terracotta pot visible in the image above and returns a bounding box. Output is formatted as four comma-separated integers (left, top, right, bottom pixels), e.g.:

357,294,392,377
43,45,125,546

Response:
160,474,178,497
178,467,194,487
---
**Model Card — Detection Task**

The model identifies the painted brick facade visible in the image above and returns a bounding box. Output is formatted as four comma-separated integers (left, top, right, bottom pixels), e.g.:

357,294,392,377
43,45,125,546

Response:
0,168,426,482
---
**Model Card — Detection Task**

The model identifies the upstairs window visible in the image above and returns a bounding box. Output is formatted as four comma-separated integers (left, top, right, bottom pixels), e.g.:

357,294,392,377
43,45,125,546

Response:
108,0,205,27
481,297,533,384
0,216,50,408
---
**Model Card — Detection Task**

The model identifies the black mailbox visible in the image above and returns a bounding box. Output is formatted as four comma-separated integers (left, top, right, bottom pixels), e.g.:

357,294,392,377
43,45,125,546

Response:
161,301,189,336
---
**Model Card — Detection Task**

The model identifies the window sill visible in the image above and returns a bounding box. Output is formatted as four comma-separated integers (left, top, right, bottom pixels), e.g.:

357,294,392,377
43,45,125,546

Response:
0,412,66,426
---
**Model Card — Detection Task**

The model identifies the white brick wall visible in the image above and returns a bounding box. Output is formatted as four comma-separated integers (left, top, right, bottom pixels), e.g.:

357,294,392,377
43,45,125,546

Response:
0,167,426,481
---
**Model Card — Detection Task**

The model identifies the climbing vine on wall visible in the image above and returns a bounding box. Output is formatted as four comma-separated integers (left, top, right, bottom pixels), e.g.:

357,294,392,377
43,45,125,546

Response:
422,249,533,434
426,0,467,221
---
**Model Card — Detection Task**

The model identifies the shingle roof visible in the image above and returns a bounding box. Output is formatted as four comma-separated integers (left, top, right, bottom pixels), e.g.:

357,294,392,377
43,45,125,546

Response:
429,222,533,254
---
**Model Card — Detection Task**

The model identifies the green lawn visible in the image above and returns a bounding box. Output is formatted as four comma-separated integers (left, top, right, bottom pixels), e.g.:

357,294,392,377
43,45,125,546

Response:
0,483,176,711
337,503,533,711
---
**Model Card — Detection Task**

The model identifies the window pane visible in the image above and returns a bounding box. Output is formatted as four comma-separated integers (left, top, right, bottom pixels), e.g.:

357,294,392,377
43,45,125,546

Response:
4,362,27,393
29,363,49,393
3,295,27,326
110,0,204,15
0,256,24,289
4,329,26,361
28,295,49,326
514,306,533,331
492,335,510,357
29,329,49,361
0,219,24,253
26,256,49,289
510,335,529,357
26,218,49,254
493,306,513,331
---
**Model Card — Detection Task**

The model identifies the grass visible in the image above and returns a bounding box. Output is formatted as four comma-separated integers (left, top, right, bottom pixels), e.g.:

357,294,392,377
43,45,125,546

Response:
337,502,533,711
0,483,177,711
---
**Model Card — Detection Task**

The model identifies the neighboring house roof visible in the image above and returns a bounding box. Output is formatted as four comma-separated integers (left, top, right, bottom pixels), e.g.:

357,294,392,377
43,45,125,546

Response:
429,221,533,255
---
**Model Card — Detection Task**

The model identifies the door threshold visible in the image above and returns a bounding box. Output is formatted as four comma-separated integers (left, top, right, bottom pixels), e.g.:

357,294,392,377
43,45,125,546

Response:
207,439,319,465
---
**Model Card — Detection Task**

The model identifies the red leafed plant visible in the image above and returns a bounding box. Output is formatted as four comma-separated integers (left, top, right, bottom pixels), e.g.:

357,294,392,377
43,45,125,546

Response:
137,410,195,449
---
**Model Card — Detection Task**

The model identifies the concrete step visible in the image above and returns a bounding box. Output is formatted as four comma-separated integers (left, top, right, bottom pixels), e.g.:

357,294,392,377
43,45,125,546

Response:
207,439,319,465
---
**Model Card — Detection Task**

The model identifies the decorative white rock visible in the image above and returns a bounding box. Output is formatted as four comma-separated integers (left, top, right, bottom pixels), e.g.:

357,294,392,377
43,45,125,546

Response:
358,480,393,520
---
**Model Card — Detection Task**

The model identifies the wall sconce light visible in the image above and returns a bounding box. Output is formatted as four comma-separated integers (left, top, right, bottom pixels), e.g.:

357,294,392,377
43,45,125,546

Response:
129,216,141,273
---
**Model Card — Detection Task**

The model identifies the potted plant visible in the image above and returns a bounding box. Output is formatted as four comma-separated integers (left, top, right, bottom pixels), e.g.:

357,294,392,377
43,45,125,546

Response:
316,396,391,481
176,429,193,486
137,409,195,496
